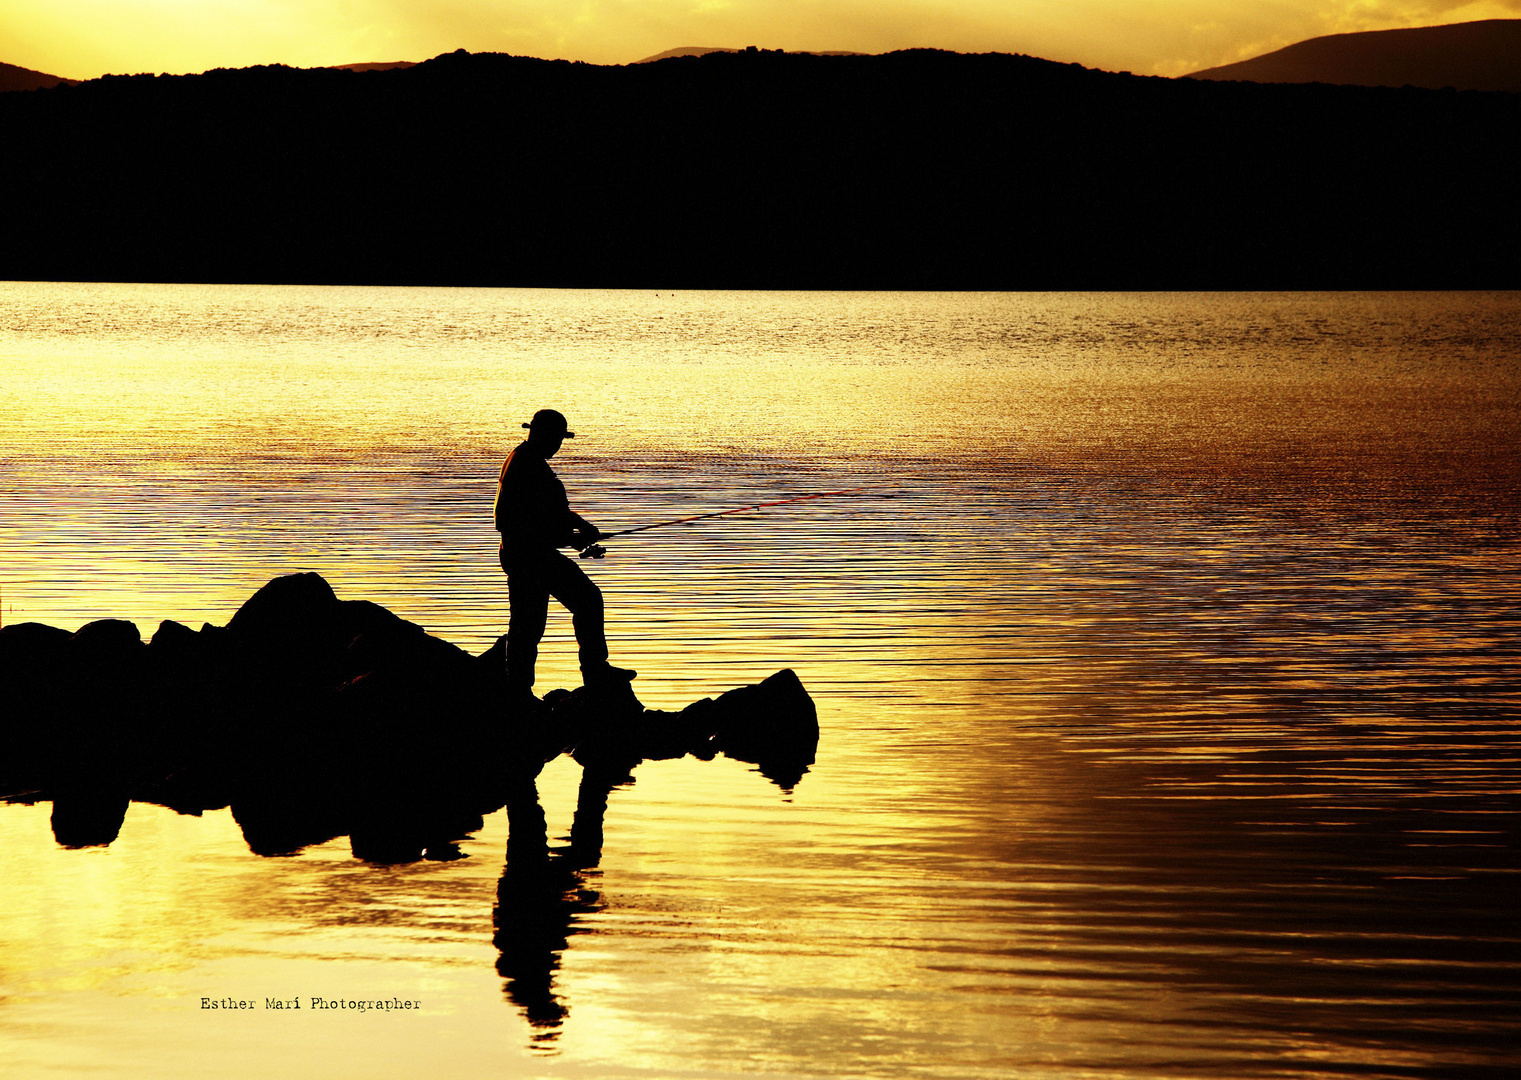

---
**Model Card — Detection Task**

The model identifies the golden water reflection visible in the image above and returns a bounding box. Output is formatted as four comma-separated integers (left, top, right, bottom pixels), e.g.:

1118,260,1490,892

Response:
1,285,1518,1078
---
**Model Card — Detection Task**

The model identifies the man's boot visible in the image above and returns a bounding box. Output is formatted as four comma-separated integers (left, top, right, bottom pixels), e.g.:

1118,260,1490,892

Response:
581,662,636,686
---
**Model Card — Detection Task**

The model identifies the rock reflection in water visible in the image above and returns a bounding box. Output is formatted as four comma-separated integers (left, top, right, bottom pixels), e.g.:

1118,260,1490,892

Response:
1,568,821,1048
9,286,1514,1078
491,666,819,1043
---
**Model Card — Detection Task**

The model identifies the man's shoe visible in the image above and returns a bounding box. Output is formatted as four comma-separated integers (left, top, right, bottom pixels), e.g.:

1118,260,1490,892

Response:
582,663,637,685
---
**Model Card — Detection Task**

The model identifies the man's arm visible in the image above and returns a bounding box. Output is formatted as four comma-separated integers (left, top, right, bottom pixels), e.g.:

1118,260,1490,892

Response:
568,512,601,550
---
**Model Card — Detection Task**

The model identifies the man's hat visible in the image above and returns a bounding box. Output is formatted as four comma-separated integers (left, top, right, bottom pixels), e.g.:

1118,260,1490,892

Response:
523,408,574,438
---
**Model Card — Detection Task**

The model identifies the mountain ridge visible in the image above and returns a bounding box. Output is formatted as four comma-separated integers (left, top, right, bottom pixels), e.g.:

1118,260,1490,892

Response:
634,45,865,63
1189,19,1521,92
0,61,77,92
0,47,1515,288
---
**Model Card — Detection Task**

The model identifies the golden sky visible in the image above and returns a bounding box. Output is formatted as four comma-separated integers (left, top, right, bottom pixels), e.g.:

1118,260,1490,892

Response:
4,0,1519,80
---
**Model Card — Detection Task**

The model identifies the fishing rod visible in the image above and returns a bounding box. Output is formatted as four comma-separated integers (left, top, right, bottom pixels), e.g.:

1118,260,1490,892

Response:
579,486,869,558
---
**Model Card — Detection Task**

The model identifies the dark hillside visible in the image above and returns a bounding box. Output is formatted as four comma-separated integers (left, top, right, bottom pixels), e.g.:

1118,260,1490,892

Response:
634,46,737,62
0,61,77,92
1,48,1516,288
1189,19,1521,92
326,61,417,73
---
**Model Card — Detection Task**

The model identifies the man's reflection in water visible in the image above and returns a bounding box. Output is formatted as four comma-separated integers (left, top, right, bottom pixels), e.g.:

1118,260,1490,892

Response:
493,765,628,1046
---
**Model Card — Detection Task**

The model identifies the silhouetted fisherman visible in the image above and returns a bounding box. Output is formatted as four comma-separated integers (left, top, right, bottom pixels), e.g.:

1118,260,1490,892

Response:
495,409,635,699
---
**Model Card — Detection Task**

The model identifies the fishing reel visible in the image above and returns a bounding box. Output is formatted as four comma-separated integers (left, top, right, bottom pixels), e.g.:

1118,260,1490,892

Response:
578,544,608,560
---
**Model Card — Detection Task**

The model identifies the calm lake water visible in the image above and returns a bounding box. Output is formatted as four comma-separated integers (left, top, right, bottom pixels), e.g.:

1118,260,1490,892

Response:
1,283,1518,1079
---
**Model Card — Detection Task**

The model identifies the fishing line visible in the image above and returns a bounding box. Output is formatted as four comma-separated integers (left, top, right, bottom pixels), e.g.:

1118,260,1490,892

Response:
580,486,874,558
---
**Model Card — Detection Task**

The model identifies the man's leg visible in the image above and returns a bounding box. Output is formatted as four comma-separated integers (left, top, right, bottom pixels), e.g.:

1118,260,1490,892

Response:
539,551,610,676
503,548,551,694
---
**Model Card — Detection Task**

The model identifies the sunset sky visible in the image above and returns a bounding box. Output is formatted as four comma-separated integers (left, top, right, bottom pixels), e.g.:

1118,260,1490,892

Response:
2,0,1519,81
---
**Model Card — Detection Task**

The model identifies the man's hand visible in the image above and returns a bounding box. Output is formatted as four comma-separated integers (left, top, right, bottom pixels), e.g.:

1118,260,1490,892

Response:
571,524,602,550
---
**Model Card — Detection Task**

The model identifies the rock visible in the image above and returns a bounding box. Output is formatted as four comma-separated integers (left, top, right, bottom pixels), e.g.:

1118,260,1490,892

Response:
709,668,819,776
226,571,340,645
1,572,821,856
564,680,646,770
477,634,506,672
69,618,143,659
562,668,819,791
340,617,476,688
60,619,150,758
0,622,73,760
148,618,199,654
0,620,73,656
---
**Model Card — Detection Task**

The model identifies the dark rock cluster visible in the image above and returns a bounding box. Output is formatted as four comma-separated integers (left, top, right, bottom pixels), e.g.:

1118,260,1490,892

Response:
0,572,819,860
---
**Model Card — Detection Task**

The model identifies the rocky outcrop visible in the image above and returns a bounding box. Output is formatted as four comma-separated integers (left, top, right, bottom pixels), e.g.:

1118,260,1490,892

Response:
0,572,818,859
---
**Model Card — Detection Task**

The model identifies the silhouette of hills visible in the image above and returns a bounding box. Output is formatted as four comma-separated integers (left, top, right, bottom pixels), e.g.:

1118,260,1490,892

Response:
635,45,864,63
635,46,738,63
0,61,77,92
1189,19,1521,92
2,58,412,91
327,61,417,73
0,47,1516,288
